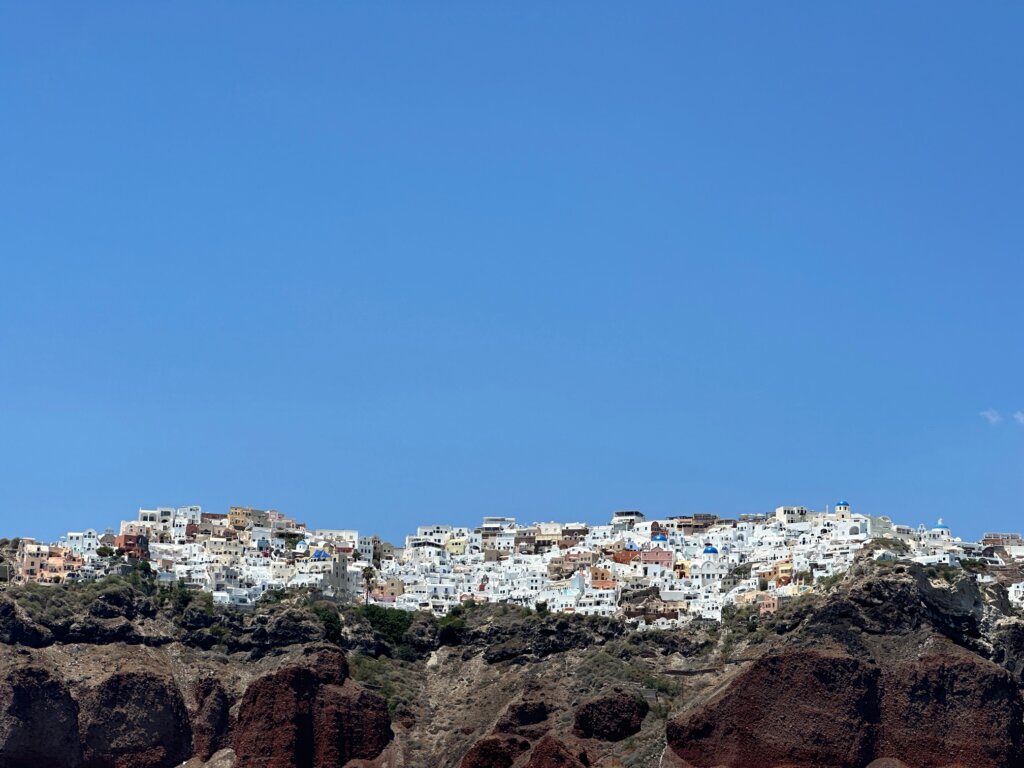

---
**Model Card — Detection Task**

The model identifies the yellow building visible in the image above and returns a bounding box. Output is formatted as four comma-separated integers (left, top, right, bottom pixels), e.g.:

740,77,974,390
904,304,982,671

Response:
771,559,794,585
445,536,468,556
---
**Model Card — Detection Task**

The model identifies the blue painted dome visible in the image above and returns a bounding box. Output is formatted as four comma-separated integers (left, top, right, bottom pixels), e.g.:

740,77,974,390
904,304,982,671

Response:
935,518,949,529
652,534,667,542
702,545,719,555
836,500,850,507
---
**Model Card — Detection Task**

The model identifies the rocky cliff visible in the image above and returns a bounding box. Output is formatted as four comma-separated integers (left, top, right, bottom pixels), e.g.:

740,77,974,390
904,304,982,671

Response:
1,560,1023,767
664,564,1024,768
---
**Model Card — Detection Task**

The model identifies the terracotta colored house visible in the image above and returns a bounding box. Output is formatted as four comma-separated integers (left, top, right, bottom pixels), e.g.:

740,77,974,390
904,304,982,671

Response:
114,533,150,560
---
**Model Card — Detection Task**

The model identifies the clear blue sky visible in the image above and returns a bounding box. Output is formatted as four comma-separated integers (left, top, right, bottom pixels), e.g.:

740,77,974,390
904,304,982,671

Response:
2,4,1022,544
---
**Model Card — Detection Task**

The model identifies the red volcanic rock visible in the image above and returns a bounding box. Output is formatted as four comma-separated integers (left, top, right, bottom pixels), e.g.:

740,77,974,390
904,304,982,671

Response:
877,653,1024,768
525,734,589,768
312,683,393,765
233,648,391,768
666,649,879,768
0,666,81,768
573,689,648,741
666,647,1024,768
305,645,349,685
233,665,319,767
79,670,192,768
459,735,531,768
191,677,231,761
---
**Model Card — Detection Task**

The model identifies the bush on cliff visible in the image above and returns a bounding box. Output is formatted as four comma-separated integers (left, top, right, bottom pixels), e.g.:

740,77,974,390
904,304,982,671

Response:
360,604,415,646
311,602,343,644
347,652,419,717
13,574,155,626
159,583,213,618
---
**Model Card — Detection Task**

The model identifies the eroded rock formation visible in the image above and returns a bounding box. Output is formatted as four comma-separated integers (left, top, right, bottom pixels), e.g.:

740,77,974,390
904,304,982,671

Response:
233,648,392,768
666,566,1024,768
78,670,193,768
0,666,81,768
573,689,649,742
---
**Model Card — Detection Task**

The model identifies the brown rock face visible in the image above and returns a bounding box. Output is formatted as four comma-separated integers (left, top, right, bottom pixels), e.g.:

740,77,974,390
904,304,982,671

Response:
234,665,319,767
666,648,1024,768
573,689,649,741
79,670,192,768
0,666,81,768
191,678,232,761
524,734,589,768
312,683,393,765
232,648,391,768
459,735,531,768
667,649,878,768
877,654,1024,768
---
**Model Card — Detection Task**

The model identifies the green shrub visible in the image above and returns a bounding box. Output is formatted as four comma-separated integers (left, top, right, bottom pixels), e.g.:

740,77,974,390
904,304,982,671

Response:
207,623,232,646
360,604,414,646
347,653,419,717
649,701,672,720
816,573,843,590
640,673,680,697
436,612,465,645
864,537,910,555
311,603,343,644
159,583,211,616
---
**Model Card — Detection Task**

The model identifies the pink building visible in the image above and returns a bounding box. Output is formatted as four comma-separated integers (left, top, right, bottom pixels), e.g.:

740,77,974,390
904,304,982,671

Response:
640,545,674,569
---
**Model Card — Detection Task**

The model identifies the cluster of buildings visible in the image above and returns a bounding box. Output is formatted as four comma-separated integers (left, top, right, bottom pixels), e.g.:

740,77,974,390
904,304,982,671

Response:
5,501,1024,625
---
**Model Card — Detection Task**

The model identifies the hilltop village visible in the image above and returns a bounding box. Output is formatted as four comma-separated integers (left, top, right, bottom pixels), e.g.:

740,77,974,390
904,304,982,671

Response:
6,503,1024,626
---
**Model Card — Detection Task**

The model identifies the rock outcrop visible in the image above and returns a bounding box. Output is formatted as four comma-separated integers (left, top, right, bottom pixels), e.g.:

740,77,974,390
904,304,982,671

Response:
233,647,392,768
0,596,52,647
667,566,1024,768
524,735,589,768
876,653,1024,767
573,689,649,741
191,678,232,761
0,637,391,768
0,666,81,768
78,669,192,768
478,615,624,664
496,699,549,733
667,646,1024,768
459,735,531,768
666,649,879,767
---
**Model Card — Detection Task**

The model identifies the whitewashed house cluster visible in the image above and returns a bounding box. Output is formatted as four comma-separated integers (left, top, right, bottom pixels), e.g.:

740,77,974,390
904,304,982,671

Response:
10,498,1016,628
